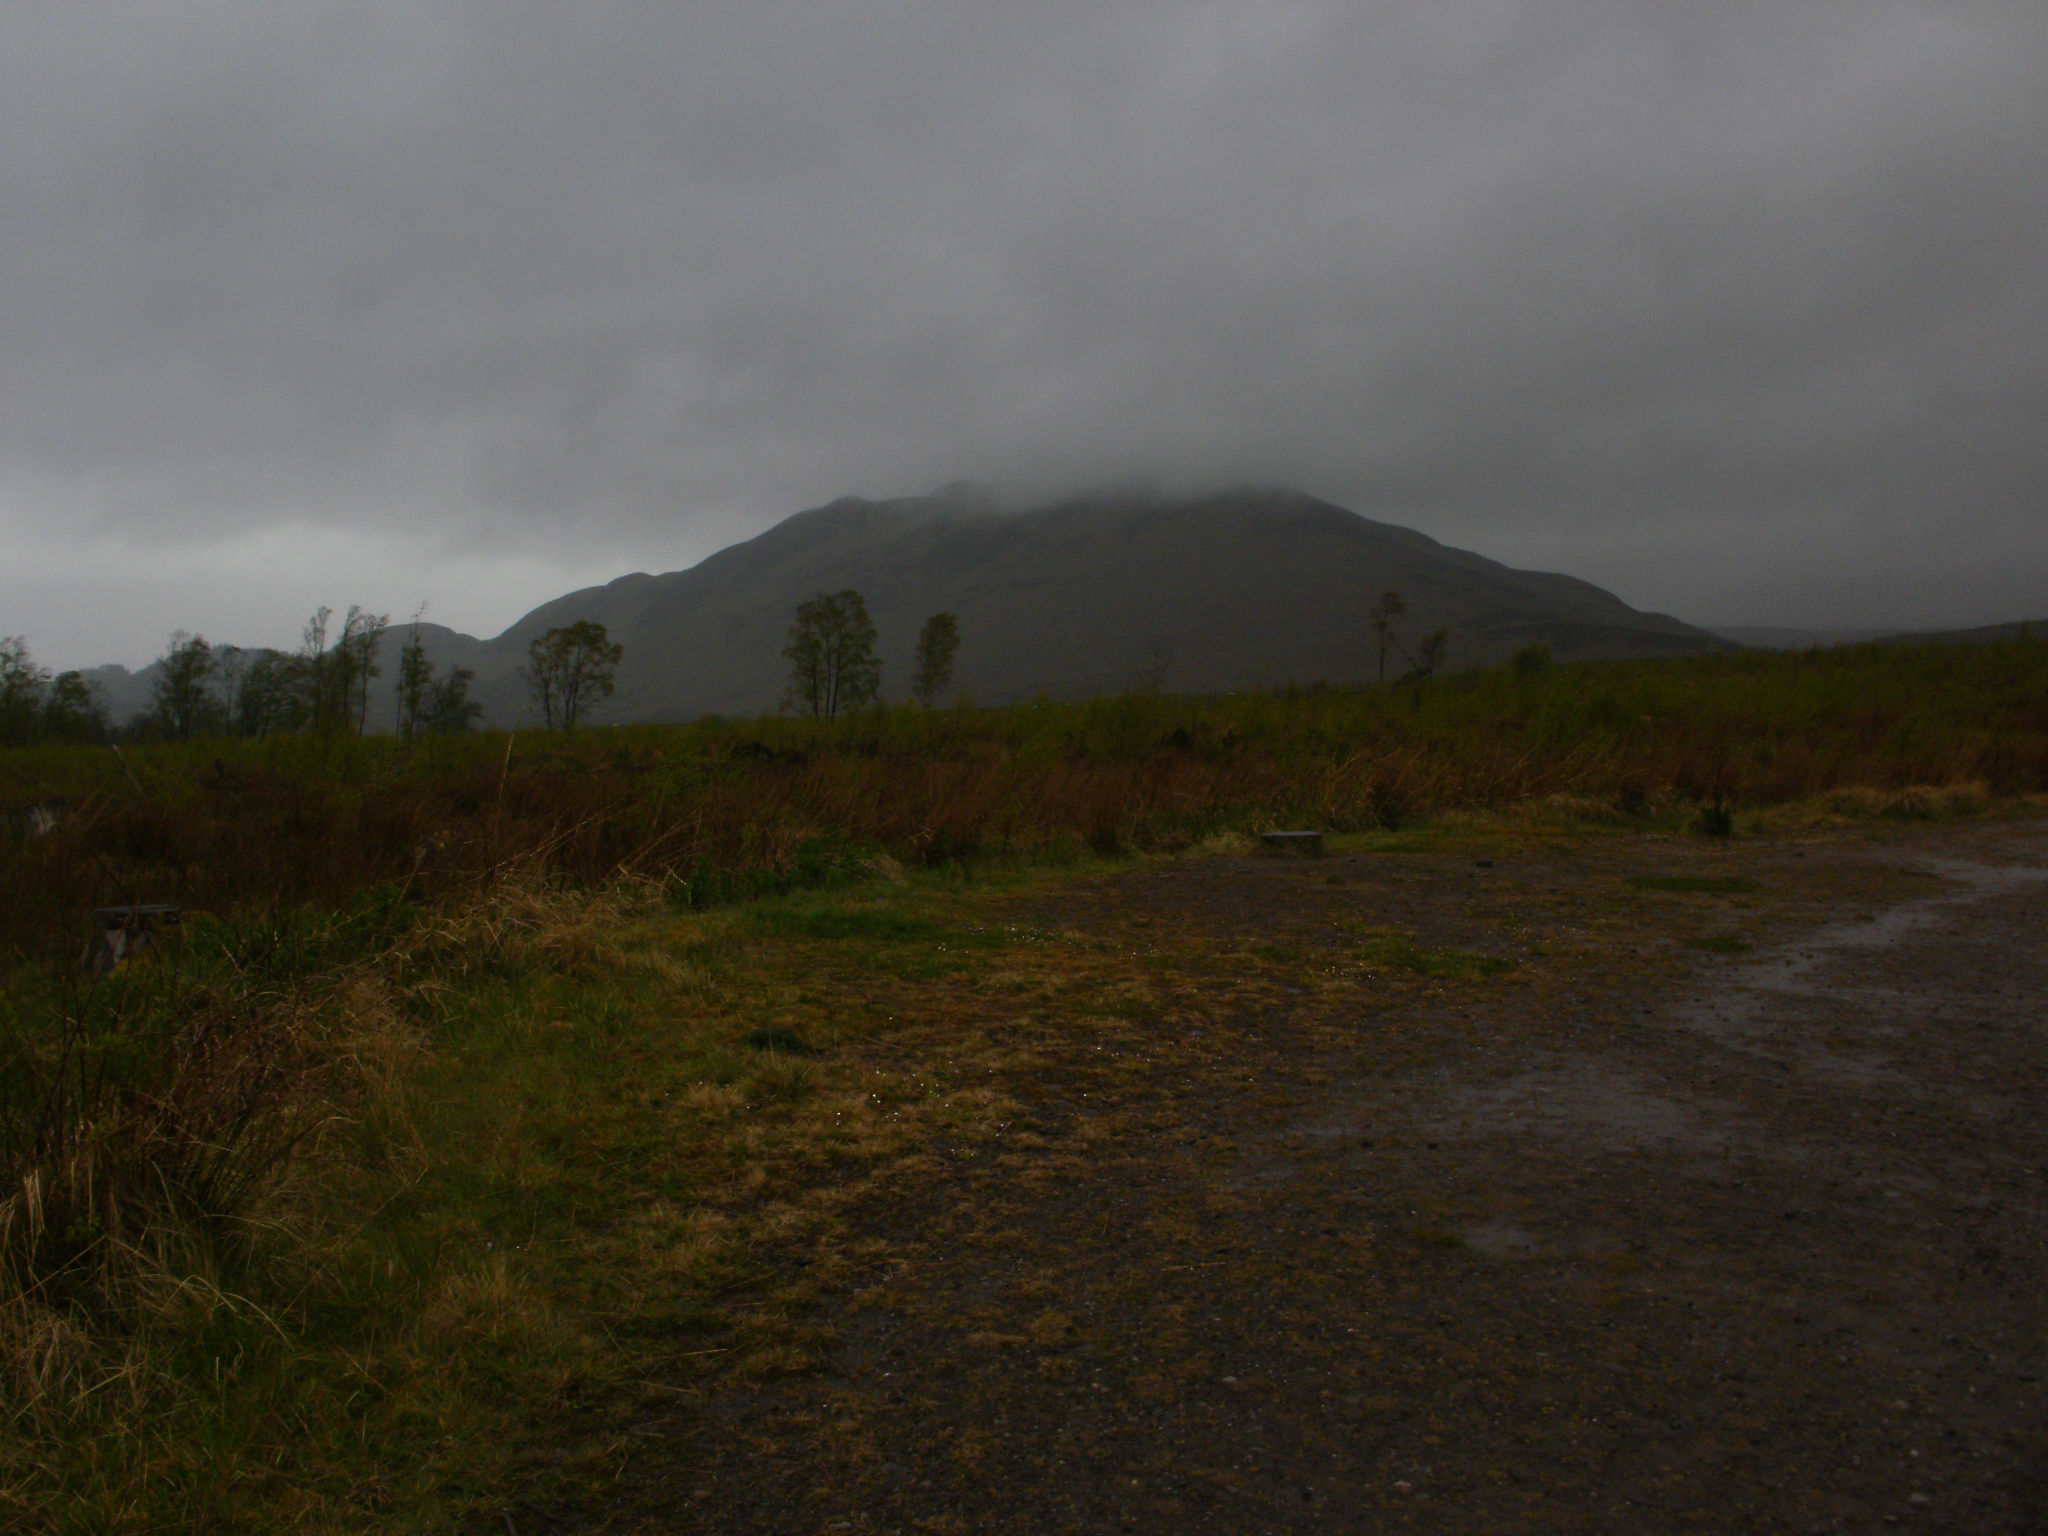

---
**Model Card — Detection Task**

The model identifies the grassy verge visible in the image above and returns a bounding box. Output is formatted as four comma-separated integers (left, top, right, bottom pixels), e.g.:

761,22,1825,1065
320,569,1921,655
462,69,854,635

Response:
2,851,1127,1530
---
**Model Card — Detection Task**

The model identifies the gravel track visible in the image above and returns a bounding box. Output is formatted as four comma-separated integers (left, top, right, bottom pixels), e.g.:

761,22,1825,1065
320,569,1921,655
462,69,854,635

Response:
592,822,2048,1534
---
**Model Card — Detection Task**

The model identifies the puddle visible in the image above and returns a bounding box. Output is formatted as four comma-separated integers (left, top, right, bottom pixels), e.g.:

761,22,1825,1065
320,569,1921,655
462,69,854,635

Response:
1426,1062,1731,1153
1676,856,2048,1046
1245,839,2046,1199
1283,1060,1748,1157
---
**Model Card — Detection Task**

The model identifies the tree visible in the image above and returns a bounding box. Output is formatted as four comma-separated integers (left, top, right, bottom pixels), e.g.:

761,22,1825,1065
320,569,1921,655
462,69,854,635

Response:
395,615,433,741
1511,643,1551,682
1369,590,1406,684
210,644,250,730
423,667,482,734
0,636,49,747
152,631,225,740
1130,638,1174,696
237,650,309,737
783,591,880,719
521,620,623,729
396,611,482,736
1411,628,1450,680
335,605,388,735
44,672,108,742
290,604,387,735
910,612,961,707
300,606,336,733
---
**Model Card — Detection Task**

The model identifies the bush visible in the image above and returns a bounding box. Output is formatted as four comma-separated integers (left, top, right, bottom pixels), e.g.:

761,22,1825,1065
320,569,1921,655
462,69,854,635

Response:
1,919,340,1313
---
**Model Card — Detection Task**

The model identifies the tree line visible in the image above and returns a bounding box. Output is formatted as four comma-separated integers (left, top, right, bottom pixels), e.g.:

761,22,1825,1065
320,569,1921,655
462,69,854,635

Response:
4,576,1471,747
8,579,1468,747
0,607,484,747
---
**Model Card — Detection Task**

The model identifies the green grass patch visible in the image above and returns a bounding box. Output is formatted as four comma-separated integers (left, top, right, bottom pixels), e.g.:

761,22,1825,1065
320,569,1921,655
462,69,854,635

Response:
743,895,1015,980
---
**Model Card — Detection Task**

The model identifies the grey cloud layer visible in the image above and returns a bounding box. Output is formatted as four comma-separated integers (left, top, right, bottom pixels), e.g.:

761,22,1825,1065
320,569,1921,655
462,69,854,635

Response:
2,0,2043,643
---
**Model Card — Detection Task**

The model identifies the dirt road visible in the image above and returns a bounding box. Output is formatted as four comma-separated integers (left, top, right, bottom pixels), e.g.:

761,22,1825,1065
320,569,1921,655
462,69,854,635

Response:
592,820,2048,1534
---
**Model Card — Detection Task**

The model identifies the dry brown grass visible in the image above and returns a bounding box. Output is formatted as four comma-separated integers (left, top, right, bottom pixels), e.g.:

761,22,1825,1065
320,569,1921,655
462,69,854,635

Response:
5,636,2044,977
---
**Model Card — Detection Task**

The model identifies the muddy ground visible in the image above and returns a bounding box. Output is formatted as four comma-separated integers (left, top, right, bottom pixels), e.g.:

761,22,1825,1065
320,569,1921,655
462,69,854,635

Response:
575,820,2048,1534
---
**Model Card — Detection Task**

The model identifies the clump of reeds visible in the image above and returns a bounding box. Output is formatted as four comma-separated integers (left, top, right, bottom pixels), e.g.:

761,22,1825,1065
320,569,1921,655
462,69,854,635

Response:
0,917,361,1529
0,864,663,1530
0,929,333,1317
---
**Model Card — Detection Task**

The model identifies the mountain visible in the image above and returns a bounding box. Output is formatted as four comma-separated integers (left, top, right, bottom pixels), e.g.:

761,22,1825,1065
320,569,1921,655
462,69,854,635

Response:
76,487,1734,728
417,484,1729,724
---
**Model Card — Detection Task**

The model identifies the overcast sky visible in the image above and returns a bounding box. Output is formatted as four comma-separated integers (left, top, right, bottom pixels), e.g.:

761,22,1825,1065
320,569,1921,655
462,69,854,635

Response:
3,1,2043,669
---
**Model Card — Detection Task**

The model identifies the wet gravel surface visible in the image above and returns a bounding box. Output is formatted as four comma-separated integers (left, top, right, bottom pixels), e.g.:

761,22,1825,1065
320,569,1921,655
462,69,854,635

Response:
587,823,2048,1534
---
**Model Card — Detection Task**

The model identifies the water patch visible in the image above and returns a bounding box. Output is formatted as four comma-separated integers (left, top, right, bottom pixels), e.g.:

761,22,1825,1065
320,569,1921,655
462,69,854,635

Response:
1676,856,2048,1047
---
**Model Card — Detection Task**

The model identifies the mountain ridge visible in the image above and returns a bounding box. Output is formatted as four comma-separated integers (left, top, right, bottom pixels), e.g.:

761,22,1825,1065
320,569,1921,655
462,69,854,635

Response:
78,485,1767,727
439,485,1726,723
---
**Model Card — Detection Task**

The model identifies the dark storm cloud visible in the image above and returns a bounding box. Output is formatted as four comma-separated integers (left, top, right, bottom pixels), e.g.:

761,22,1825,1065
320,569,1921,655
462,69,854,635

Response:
2,1,2044,663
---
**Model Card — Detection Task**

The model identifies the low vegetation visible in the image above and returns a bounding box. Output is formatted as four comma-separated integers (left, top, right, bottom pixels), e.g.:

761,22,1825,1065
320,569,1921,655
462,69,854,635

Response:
1,635,2044,1529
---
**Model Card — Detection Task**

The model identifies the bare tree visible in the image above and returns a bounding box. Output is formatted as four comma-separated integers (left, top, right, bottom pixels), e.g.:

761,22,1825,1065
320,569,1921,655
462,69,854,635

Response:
783,591,881,718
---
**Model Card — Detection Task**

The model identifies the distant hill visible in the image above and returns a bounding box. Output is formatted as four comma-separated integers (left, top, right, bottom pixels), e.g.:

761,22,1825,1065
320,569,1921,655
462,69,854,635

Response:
79,487,1746,729
1710,626,1900,650
416,484,1729,724
1715,620,2044,651
1899,619,2045,646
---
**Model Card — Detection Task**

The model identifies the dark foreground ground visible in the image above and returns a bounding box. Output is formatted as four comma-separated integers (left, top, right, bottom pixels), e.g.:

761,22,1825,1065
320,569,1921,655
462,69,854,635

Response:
571,820,2048,1534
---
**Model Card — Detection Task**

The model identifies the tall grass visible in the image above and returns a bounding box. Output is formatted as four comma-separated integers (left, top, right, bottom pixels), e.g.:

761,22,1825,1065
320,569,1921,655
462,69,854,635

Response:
0,874,681,1529
4,637,2044,973
0,905,380,1531
0,917,355,1314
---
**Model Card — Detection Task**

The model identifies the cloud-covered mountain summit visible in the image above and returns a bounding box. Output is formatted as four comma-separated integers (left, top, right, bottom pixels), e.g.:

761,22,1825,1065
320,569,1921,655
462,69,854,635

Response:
3,6,2044,666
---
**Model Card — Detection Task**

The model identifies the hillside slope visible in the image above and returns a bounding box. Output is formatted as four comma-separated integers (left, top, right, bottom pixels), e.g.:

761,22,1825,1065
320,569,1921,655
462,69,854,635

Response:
440,485,1726,723
79,487,1734,728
